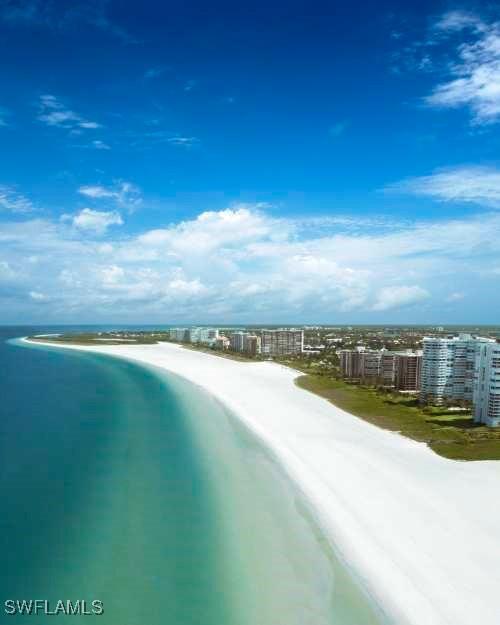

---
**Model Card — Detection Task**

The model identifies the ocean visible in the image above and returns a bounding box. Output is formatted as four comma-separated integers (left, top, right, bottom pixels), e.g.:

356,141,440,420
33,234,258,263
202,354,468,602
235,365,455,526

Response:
0,327,389,624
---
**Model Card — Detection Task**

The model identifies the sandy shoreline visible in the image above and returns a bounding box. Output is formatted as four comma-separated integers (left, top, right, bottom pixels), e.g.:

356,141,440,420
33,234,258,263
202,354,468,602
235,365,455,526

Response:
22,339,500,625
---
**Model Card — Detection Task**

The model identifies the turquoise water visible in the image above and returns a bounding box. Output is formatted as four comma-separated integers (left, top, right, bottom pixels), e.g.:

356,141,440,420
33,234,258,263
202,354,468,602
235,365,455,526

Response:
0,327,389,624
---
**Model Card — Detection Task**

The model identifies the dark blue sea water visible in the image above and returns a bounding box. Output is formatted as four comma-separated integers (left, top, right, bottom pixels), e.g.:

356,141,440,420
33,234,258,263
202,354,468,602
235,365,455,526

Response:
0,326,388,625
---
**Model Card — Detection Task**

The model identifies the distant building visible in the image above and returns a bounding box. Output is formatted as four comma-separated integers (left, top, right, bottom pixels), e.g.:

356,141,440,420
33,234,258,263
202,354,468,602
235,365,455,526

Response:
360,351,383,381
229,331,248,352
196,327,219,344
339,348,422,390
339,347,365,378
169,328,190,342
214,335,230,350
245,334,261,356
473,342,500,427
169,327,219,344
394,351,422,391
381,352,397,385
260,329,303,356
420,334,494,404
339,347,383,382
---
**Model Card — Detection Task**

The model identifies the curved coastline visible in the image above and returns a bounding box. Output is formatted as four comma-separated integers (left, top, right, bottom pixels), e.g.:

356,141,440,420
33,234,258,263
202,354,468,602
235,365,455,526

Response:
19,338,500,625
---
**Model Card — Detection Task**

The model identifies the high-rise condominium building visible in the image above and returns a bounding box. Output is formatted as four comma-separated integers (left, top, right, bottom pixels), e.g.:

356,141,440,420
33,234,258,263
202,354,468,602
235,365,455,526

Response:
474,342,500,427
394,352,422,391
229,331,248,352
245,335,261,356
169,327,219,344
260,329,304,356
420,334,495,405
361,351,383,379
339,347,365,378
192,327,219,344
339,348,422,390
169,328,190,341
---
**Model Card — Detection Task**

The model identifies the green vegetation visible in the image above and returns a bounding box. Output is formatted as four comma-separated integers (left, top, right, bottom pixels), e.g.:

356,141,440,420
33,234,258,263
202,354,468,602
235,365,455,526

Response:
181,343,257,362
28,331,168,345
295,374,500,461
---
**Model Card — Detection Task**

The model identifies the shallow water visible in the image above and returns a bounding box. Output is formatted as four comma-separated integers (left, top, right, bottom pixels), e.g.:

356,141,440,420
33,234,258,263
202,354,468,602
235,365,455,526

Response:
0,327,388,624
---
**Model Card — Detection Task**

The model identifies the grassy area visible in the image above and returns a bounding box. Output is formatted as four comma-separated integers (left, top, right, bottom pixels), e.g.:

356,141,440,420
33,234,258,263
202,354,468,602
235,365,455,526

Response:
28,332,166,345
296,374,500,461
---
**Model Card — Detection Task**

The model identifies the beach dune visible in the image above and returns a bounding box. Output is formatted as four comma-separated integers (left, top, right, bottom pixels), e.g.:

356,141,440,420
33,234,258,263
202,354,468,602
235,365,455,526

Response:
26,340,500,625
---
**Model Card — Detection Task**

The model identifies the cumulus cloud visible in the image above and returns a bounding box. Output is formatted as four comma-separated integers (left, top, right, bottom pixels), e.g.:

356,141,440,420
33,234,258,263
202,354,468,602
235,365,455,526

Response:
70,208,123,235
425,11,500,124
372,285,430,311
1,204,500,322
37,94,101,131
386,166,500,206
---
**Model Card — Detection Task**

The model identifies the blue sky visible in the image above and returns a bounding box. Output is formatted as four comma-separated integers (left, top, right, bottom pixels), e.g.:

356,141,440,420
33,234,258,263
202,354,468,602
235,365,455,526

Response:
1,0,500,324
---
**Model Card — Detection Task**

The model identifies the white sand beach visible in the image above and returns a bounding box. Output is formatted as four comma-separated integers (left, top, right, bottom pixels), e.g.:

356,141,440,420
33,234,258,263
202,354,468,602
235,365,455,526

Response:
26,340,500,625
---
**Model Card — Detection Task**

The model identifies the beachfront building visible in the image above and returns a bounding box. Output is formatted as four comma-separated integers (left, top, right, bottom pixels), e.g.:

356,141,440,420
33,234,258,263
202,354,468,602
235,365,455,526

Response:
339,347,382,382
420,334,495,405
169,328,190,342
474,342,500,427
381,351,397,386
361,351,384,381
169,327,219,344
245,334,261,356
339,348,422,390
214,335,230,350
394,351,422,391
229,331,248,352
191,327,219,344
339,347,365,378
260,329,304,356
228,332,262,355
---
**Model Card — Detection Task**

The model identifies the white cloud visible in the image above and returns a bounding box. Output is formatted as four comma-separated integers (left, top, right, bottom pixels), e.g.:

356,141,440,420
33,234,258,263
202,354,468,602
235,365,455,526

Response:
71,208,123,235
91,140,110,150
100,265,125,285
78,185,115,199
168,278,207,296
78,181,141,207
425,11,500,124
0,185,35,213
1,204,500,321
37,94,101,131
372,286,430,311
0,260,16,279
167,136,199,147
29,290,48,301
386,166,500,206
